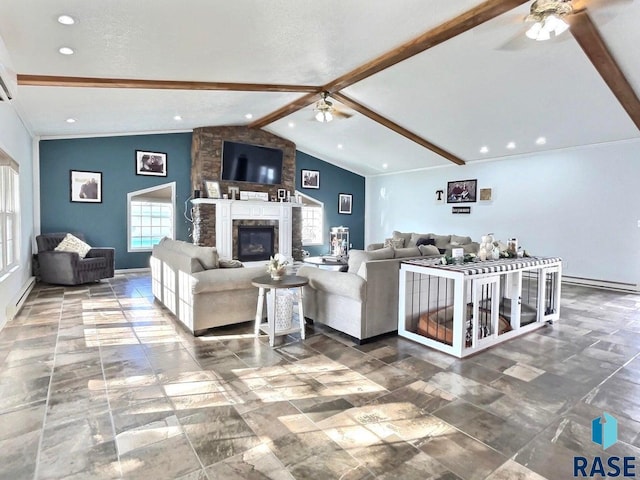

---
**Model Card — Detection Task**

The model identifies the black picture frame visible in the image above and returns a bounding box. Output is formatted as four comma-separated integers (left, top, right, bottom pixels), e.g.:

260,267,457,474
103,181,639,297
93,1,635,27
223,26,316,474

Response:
338,193,352,214
70,170,102,203
446,179,477,203
136,150,167,177
277,188,286,200
301,169,320,189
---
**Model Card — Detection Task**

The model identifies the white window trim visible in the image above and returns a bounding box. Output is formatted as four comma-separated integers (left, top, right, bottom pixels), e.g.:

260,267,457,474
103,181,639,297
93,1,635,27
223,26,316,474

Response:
127,182,176,253
297,190,324,247
0,150,20,279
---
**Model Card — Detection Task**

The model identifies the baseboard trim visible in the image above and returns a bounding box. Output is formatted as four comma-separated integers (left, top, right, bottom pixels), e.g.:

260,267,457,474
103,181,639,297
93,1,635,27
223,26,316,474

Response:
6,276,36,322
114,267,151,274
562,275,638,293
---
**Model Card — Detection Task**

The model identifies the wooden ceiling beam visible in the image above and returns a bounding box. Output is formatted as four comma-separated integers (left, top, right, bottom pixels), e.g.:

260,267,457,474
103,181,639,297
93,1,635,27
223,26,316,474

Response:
17,74,321,93
248,91,322,128
324,0,529,93
331,92,465,166
250,0,528,152
569,11,640,130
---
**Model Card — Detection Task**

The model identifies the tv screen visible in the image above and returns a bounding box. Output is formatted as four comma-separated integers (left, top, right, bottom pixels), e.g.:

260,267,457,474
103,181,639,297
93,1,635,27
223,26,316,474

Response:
221,141,283,185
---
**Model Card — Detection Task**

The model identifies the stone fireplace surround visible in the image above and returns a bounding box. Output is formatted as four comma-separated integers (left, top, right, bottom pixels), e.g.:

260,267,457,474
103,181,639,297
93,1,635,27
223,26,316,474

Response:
190,126,303,260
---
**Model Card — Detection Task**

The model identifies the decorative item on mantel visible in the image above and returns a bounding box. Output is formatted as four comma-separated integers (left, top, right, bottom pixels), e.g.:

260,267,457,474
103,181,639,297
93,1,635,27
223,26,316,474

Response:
267,253,289,280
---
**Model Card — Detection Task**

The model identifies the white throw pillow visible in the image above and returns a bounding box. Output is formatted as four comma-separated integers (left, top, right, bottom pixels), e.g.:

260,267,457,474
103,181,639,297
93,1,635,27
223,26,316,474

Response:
54,234,92,259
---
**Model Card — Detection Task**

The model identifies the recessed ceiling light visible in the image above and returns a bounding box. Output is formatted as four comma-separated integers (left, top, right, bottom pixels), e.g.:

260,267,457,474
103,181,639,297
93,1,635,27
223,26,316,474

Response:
173,115,182,121
382,163,388,169
244,113,253,119
66,118,76,123
480,146,489,154
288,122,295,128
506,141,516,149
536,136,547,145
57,15,75,25
337,144,343,149
58,46,74,55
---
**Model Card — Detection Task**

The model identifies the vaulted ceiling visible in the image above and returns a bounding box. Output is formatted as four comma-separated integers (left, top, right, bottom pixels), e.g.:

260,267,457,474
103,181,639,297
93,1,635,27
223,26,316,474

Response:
1,0,639,176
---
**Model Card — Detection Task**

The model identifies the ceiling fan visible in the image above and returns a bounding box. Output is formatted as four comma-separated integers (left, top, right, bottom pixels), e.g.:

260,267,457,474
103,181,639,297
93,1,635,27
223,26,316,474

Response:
524,0,574,40
492,0,632,48
15,0,640,164
313,92,353,122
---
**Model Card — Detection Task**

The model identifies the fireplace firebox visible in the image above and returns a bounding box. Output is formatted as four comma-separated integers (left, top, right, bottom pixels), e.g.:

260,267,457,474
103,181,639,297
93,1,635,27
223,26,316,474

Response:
237,226,275,262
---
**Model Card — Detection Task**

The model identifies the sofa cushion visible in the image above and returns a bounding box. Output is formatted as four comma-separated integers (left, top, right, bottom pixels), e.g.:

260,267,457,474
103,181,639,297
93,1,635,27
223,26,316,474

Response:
393,246,421,258
54,233,92,259
177,242,219,270
418,244,440,256
384,237,405,249
431,234,451,249
450,234,473,245
348,247,394,275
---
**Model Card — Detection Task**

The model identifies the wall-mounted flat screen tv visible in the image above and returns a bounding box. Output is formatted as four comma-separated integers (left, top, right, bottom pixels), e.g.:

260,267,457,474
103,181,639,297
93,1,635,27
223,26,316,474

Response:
221,141,284,185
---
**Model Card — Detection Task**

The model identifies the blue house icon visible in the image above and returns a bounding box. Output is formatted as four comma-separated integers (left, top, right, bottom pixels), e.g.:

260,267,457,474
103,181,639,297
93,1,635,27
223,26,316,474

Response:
592,413,618,450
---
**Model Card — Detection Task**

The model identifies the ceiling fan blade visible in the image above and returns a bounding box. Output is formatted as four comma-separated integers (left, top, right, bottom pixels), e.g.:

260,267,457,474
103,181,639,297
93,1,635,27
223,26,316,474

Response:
573,0,633,12
333,110,354,119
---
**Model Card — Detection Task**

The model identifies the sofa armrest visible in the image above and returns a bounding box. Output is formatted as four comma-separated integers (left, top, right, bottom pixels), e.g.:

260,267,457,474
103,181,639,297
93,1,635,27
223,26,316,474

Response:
87,247,115,276
298,266,365,302
37,250,80,284
366,243,384,251
191,266,264,294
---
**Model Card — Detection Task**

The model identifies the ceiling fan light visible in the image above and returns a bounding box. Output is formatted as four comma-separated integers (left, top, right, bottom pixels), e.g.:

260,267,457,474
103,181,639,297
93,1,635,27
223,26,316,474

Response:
315,110,333,123
553,17,569,36
526,22,542,40
536,26,551,41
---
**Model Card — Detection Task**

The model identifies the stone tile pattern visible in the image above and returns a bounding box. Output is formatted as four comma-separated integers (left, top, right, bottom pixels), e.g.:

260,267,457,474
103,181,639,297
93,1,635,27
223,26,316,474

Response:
1,277,639,479
191,126,302,260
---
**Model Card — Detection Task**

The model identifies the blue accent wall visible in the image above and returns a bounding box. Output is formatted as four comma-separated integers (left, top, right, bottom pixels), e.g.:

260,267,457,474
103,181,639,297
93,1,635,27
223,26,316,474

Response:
38,134,366,269
295,151,365,255
39,133,192,269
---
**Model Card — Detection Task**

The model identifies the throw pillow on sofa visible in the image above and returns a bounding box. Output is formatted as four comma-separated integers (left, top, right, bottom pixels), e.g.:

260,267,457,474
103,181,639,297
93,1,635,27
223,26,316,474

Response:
219,259,244,268
415,237,435,247
178,242,219,270
384,237,405,249
54,233,92,258
408,233,433,247
418,244,440,256
391,231,413,247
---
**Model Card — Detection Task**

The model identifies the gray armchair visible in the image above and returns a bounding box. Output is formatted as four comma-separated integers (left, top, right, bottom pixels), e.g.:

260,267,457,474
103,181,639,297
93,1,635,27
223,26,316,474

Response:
36,232,115,285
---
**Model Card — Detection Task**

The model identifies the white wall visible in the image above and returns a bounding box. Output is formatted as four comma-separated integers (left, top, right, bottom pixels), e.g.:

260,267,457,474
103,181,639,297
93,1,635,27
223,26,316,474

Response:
366,139,640,287
0,102,35,328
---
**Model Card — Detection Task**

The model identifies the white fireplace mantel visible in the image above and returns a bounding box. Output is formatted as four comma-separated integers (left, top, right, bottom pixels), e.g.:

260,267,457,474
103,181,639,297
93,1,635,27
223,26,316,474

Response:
191,198,301,261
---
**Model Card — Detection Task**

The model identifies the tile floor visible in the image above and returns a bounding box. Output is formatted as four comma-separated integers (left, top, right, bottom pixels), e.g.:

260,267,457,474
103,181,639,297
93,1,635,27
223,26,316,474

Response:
1,273,639,479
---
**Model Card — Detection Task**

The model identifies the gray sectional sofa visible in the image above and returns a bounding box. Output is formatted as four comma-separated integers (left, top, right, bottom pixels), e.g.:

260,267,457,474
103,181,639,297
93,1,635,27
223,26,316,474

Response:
298,245,439,343
299,230,479,343
151,238,265,335
367,230,479,256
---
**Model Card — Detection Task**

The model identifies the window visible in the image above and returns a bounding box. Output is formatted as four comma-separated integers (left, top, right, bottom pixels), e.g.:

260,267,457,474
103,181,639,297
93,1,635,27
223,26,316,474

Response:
127,182,175,252
298,191,324,246
0,152,20,277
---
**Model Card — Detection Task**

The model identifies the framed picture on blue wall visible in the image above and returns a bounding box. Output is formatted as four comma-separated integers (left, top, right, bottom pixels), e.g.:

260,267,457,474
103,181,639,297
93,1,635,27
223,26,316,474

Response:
301,169,319,189
70,170,102,203
136,150,167,176
338,193,352,214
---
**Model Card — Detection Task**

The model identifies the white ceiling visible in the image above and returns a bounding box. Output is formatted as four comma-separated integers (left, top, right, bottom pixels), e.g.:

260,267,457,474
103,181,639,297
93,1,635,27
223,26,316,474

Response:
0,0,638,176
